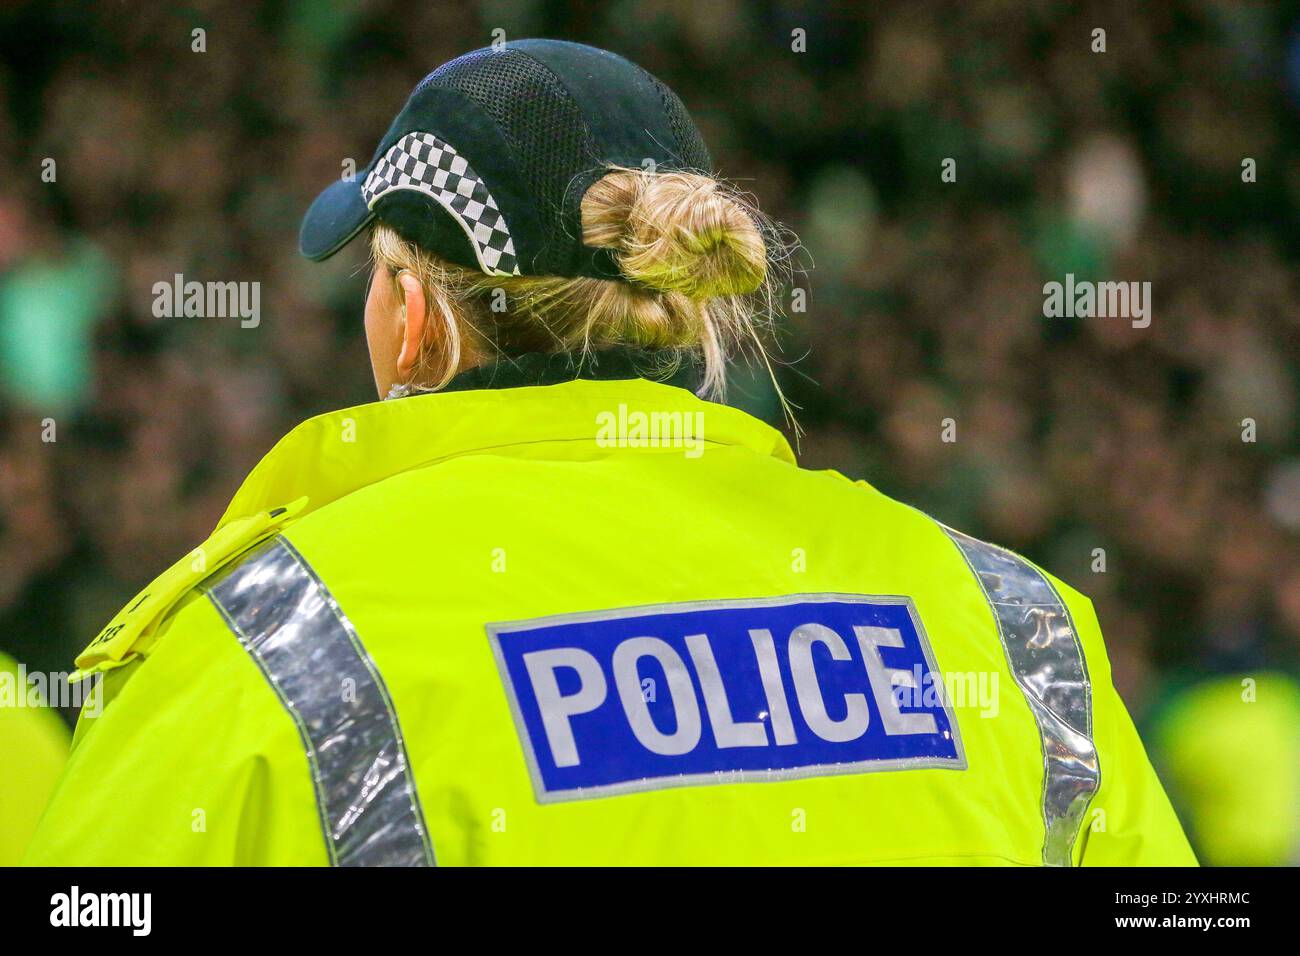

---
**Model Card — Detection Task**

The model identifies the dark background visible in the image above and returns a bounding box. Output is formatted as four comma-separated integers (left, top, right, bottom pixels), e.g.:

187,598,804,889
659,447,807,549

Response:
1,0,1297,865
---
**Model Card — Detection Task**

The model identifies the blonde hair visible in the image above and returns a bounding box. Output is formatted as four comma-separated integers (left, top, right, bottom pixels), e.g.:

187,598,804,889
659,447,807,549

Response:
370,165,793,405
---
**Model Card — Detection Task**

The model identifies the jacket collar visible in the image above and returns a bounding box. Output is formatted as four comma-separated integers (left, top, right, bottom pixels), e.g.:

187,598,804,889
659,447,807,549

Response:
437,347,704,394
214,357,795,532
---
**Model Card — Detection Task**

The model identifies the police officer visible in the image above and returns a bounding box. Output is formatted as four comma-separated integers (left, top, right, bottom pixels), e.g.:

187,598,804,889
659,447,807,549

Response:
25,39,1194,866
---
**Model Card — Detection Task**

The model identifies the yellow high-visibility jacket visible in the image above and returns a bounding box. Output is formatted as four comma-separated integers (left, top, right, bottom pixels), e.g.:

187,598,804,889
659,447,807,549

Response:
24,361,1195,866
0,651,70,865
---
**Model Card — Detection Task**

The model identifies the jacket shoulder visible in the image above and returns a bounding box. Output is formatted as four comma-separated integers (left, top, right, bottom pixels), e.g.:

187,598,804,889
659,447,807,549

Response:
72,499,308,681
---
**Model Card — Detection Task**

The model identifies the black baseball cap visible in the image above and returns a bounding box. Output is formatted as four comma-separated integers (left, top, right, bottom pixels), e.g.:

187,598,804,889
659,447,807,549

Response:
299,39,712,281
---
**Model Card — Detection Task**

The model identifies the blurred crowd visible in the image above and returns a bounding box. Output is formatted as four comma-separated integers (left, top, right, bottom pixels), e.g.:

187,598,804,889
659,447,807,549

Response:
1,1,1297,863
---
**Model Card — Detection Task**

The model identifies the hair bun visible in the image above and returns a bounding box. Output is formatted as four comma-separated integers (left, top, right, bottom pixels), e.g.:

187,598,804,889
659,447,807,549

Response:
583,169,767,299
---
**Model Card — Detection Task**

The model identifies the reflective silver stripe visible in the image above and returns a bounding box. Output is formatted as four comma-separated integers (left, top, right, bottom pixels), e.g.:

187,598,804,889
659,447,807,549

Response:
942,526,1099,866
203,535,435,867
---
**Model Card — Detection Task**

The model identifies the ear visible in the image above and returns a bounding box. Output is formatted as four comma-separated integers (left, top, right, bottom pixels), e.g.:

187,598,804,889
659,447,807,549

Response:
394,270,428,379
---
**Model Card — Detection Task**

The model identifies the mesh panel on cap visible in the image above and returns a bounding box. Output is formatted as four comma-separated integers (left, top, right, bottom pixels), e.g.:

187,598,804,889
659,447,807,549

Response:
643,72,712,170
417,48,598,231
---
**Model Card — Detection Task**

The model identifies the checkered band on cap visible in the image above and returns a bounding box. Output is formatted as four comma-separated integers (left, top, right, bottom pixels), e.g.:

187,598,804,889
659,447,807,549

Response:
362,131,521,276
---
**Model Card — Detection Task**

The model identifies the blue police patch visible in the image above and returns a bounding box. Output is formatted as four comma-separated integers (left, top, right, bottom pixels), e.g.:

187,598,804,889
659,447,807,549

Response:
487,594,966,802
